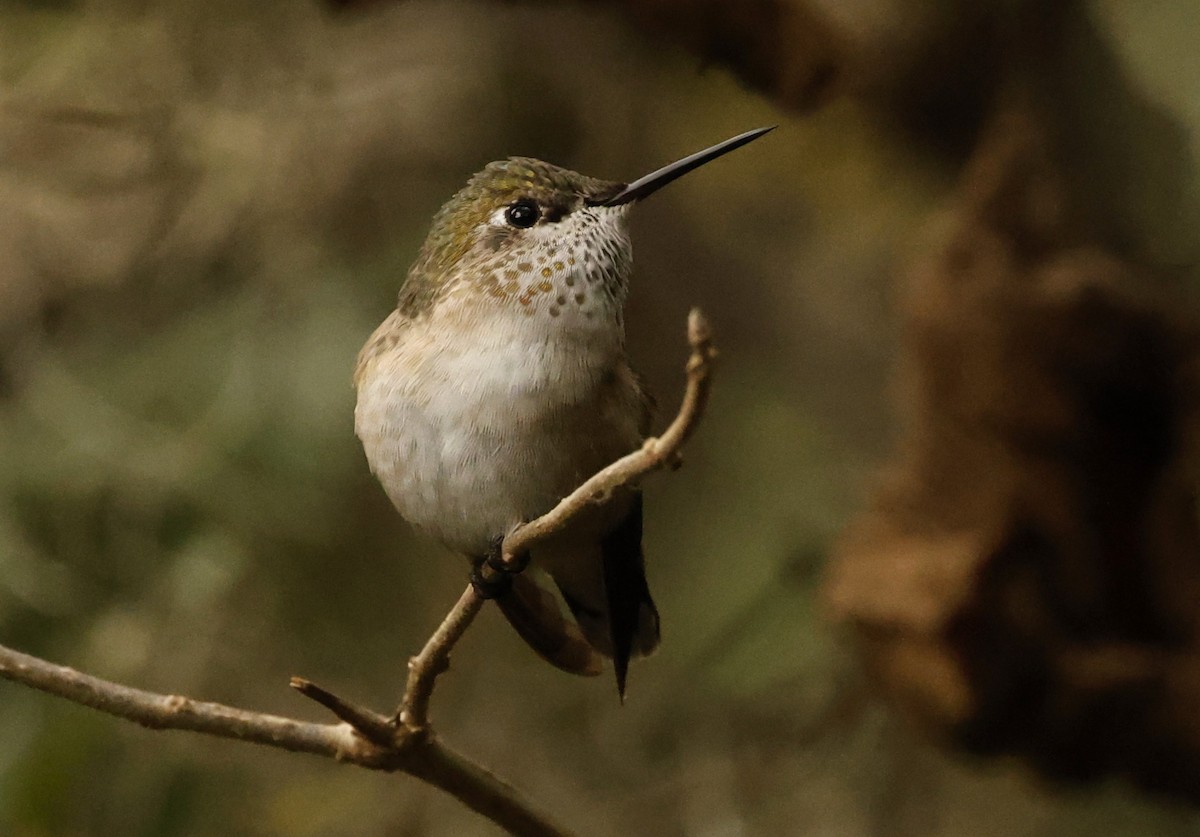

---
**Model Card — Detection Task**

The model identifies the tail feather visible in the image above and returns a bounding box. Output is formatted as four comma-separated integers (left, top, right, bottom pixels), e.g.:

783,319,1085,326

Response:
495,572,605,677
507,494,659,698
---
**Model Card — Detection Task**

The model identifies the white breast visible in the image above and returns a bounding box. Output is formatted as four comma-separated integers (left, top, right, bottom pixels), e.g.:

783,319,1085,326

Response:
355,293,639,556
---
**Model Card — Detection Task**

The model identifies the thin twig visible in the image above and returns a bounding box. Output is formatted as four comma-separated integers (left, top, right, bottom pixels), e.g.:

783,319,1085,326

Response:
290,677,395,747
0,641,572,835
501,308,716,564
0,310,719,837
0,643,362,759
398,585,485,729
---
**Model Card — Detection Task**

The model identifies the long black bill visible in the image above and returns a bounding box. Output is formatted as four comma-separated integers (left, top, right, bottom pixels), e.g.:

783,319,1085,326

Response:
592,126,775,208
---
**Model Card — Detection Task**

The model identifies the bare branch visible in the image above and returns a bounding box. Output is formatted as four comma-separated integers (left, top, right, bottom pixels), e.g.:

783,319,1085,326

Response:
0,642,573,835
0,310,718,837
290,677,395,747
399,585,485,729
0,643,361,759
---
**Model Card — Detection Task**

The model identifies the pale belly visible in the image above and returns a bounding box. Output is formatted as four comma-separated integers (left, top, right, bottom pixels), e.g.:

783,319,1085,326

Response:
354,315,643,556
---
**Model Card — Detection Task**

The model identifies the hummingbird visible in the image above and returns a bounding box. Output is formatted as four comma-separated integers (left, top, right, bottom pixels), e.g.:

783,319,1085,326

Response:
354,127,774,697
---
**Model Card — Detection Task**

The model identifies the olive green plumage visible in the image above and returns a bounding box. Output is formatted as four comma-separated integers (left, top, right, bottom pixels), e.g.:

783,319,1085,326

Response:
398,157,624,318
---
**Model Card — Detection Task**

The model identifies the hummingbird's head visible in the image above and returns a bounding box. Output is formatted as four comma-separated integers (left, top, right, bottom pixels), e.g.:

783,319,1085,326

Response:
399,158,634,322
397,127,776,322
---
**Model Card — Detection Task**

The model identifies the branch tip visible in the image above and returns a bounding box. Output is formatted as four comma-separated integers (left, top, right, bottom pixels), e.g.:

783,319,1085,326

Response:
291,676,396,747
687,307,713,348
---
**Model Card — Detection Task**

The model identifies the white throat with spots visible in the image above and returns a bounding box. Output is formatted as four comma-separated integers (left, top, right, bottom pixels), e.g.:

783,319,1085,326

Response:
469,204,632,337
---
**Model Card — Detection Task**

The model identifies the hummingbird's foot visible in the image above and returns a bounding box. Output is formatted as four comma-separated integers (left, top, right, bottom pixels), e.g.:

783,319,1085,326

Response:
469,537,531,599
485,533,530,575
469,558,513,599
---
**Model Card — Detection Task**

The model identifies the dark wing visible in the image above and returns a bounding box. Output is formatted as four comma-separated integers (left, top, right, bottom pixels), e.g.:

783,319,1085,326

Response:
631,366,656,436
601,494,659,700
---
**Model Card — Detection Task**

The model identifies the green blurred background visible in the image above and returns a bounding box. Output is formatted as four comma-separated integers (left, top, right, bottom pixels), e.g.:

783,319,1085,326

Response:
1,1,1199,834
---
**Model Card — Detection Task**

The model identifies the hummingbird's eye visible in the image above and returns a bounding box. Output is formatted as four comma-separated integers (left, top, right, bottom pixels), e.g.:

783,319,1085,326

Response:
504,200,540,229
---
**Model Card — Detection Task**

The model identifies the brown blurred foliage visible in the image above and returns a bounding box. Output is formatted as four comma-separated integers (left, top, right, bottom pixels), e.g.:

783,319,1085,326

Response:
829,105,1200,799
